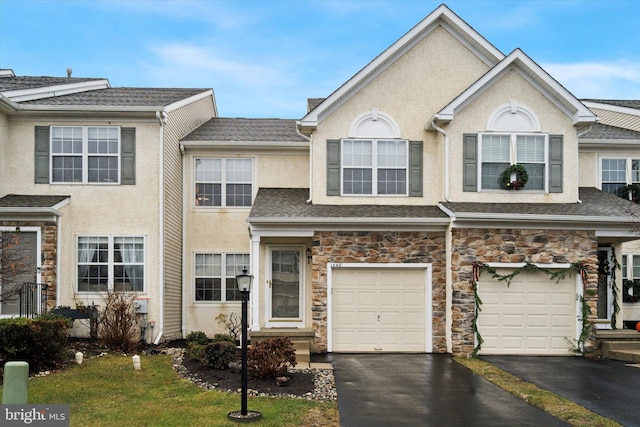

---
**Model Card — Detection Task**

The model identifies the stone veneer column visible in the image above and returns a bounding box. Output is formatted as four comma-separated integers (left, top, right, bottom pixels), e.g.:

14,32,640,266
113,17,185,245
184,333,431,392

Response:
311,231,447,353
450,228,599,357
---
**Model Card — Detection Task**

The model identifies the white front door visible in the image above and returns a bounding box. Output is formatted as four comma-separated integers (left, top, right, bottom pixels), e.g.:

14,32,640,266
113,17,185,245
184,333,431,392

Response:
267,246,304,327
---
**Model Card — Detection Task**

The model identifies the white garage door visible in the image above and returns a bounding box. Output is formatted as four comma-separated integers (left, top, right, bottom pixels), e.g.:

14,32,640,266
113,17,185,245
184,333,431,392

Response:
477,269,577,355
331,266,428,352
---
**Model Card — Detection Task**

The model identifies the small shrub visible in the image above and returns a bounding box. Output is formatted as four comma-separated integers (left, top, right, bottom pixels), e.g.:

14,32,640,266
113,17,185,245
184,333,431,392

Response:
97,291,138,352
215,313,242,342
212,333,235,344
185,343,206,362
248,337,296,379
203,341,237,369
0,316,68,373
186,330,209,346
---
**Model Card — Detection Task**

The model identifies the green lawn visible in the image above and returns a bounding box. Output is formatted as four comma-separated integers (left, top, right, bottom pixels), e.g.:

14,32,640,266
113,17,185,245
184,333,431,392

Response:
1,354,339,427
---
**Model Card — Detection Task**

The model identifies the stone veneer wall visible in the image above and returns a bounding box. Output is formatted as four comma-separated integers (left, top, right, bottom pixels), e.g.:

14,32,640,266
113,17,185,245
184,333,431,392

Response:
450,228,599,357
0,221,58,310
311,231,447,353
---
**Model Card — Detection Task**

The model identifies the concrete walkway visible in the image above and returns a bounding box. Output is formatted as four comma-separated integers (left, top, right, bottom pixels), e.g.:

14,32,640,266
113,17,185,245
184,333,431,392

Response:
483,356,640,427
329,354,568,427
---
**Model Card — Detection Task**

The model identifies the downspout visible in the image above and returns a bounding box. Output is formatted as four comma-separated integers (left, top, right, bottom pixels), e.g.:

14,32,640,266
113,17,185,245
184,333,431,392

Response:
426,117,451,202
180,142,187,339
154,111,168,345
295,124,312,203
575,124,593,204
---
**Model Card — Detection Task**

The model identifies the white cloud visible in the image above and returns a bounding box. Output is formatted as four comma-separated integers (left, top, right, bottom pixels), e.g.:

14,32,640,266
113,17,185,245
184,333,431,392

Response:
543,60,640,99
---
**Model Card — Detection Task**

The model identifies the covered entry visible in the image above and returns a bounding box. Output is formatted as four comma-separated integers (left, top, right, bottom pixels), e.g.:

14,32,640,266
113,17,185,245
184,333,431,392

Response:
477,264,580,355
329,263,432,352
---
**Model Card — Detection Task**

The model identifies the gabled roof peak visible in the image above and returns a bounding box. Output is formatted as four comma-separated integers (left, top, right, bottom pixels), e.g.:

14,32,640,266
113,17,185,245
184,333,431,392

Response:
299,3,504,132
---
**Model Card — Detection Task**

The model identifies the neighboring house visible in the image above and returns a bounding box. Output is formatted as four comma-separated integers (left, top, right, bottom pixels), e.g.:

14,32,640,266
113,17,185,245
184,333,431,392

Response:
3,4,640,357
0,68,215,343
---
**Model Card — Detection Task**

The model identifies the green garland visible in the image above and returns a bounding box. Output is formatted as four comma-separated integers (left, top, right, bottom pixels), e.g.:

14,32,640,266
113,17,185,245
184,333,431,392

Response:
610,247,621,329
471,261,590,356
501,164,528,190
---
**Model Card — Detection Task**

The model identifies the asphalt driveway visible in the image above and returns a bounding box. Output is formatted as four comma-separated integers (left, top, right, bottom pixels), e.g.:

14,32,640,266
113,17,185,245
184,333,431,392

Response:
483,356,640,427
328,354,568,427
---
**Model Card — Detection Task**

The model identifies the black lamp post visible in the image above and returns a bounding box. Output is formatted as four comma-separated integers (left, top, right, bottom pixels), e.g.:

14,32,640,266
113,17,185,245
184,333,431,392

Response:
228,268,262,423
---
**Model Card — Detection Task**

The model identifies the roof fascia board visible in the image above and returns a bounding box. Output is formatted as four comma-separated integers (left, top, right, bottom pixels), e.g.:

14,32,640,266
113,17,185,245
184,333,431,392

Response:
163,89,215,113
583,101,640,116
249,223,446,236
248,216,450,225
579,140,640,149
181,141,309,150
8,104,166,113
435,49,596,126
3,80,111,102
299,4,504,128
449,212,632,223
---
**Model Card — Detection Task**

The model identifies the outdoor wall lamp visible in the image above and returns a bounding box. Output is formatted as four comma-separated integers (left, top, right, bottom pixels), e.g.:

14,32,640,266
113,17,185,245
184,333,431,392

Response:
306,247,312,264
228,267,261,423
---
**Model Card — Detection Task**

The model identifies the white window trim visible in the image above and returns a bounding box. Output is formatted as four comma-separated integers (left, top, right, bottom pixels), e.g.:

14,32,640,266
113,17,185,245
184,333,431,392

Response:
50,126,121,185
599,157,640,192
194,157,254,208
340,138,409,196
76,235,146,294
192,252,249,303
478,132,549,192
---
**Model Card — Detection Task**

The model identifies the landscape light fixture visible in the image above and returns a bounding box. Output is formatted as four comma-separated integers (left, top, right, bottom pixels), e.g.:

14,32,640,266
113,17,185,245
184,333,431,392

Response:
228,267,261,423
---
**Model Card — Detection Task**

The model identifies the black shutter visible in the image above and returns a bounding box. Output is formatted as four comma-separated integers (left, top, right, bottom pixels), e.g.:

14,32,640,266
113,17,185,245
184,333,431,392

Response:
121,128,136,185
463,133,478,192
326,139,340,196
409,140,423,197
34,126,50,184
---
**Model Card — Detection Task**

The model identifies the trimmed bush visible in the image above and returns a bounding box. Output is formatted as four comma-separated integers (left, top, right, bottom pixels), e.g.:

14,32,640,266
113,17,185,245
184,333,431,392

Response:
248,337,296,379
0,316,68,373
185,343,206,362
186,330,209,346
212,333,235,344
203,341,237,370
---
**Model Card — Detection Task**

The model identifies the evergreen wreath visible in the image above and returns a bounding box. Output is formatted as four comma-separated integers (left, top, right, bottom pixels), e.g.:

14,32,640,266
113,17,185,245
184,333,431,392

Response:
501,164,529,190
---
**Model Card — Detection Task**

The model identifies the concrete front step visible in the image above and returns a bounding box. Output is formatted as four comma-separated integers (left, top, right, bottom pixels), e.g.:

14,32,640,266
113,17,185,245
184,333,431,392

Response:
602,340,640,362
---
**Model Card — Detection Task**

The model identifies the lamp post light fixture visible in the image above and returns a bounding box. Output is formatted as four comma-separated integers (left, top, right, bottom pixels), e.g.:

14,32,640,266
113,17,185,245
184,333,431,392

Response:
228,267,262,423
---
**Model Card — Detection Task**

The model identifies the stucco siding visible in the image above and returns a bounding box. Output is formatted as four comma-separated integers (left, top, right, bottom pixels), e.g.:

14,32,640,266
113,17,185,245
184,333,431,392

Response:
310,25,491,205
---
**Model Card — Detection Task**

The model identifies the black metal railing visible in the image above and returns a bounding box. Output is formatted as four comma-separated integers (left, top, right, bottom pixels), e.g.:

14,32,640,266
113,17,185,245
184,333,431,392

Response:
18,282,49,318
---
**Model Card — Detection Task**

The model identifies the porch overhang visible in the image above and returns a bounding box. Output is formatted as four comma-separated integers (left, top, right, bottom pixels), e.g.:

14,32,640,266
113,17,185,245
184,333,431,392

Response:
0,195,70,222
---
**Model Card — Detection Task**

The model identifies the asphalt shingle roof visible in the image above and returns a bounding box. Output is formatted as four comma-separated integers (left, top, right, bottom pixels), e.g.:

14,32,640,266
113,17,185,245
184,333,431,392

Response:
582,99,640,110
0,194,69,208
183,118,308,143
249,188,449,220
579,123,640,140
20,87,210,107
442,187,640,219
0,75,105,92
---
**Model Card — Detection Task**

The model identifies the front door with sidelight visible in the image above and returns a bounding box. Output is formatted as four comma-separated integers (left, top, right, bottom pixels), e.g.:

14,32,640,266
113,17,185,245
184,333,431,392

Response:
267,246,304,327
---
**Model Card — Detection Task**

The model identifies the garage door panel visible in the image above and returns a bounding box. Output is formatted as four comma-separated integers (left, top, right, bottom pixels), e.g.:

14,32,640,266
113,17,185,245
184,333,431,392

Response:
478,270,576,355
332,267,427,352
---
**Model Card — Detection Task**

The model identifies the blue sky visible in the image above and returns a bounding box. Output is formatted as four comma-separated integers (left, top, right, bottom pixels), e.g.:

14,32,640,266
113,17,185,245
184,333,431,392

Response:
1,0,639,118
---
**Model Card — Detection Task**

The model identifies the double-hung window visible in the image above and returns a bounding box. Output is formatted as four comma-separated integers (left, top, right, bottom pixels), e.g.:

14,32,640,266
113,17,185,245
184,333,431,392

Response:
622,254,640,302
194,253,249,302
601,158,640,198
342,139,407,195
195,158,253,207
77,236,145,292
51,126,120,183
480,133,546,190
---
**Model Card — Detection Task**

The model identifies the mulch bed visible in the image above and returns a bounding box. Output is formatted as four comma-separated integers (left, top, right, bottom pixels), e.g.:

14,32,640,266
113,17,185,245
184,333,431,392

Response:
64,338,315,398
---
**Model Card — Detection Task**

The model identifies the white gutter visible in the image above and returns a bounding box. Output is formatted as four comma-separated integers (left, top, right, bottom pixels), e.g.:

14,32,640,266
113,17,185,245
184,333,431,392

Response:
154,110,168,345
425,116,451,201
295,123,313,203
248,216,451,225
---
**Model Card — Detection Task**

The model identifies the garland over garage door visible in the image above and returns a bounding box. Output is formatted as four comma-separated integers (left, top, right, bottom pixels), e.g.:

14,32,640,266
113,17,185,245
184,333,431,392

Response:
477,266,579,355
330,264,431,353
